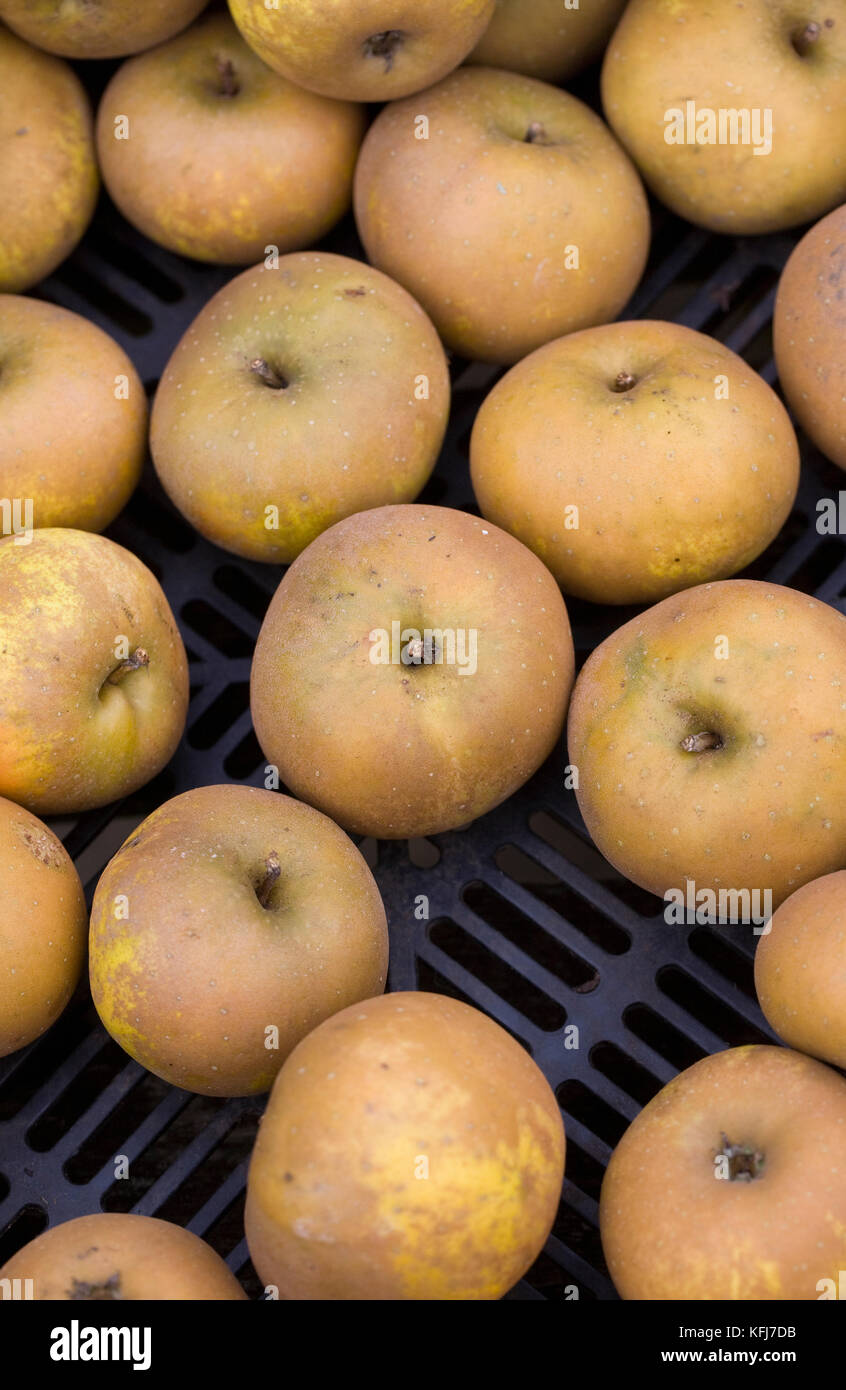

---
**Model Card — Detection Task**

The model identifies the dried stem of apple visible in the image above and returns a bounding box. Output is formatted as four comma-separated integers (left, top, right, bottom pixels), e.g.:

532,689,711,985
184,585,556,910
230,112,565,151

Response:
680,730,723,752
216,56,240,98
719,1133,765,1181
250,358,288,390
106,649,149,685
612,370,638,392
525,121,549,144
256,851,281,909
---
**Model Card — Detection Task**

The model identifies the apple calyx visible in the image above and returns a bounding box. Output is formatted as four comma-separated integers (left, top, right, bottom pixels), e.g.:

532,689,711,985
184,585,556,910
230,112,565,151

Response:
611,370,638,392
363,30,405,70
792,20,822,54
215,56,240,98
105,648,149,686
680,730,723,753
403,635,441,666
718,1134,765,1182
67,1273,123,1300
255,851,281,909
250,358,288,390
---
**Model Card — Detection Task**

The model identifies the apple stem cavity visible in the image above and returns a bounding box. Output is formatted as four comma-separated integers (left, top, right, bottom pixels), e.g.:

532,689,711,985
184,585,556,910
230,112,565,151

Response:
525,121,550,144
611,370,638,392
719,1134,765,1181
792,20,822,54
250,358,288,390
216,56,240,98
105,648,149,686
255,851,281,909
680,730,723,753
363,30,405,70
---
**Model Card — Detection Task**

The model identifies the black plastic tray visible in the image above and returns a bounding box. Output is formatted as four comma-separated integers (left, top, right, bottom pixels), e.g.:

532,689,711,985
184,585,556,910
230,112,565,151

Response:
1,56,844,1303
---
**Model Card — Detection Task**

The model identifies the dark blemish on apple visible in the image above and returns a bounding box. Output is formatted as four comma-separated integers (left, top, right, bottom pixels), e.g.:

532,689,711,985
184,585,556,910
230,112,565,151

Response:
428,534,436,541
363,30,405,70
380,1062,390,1069
812,729,834,740
14,127,27,136
283,1172,294,1182
67,1272,123,1300
343,287,366,297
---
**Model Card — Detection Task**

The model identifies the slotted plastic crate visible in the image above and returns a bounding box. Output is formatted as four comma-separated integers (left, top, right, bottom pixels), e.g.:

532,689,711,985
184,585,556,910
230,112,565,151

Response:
1,58,844,1303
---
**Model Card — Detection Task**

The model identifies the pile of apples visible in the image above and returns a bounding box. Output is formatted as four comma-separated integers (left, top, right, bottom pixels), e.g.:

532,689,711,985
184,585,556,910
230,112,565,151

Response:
1,0,845,1303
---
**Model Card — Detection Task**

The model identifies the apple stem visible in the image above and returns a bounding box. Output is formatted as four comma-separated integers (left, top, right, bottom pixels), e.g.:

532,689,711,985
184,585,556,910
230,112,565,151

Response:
681,730,722,753
255,851,281,909
250,358,288,390
106,649,149,685
611,370,638,392
363,30,404,70
216,56,240,97
793,20,821,53
719,1134,765,1181
525,121,549,144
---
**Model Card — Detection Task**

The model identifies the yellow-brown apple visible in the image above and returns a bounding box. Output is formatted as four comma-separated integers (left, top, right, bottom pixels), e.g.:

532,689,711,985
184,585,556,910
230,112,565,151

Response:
0,529,189,815
245,991,565,1300
0,795,86,1057
755,870,846,1069
601,1045,846,1299
0,0,208,58
0,295,146,531
96,12,365,266
774,202,846,470
0,1214,247,1300
228,0,495,101
602,0,846,234
0,26,98,292
250,504,575,839
354,66,649,364
150,253,450,563
471,320,800,604
468,0,627,82
568,579,846,908
89,784,389,1097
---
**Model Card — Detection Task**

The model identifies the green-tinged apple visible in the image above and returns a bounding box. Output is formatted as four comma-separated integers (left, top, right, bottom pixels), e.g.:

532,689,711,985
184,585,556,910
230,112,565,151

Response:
228,0,496,101
471,320,800,604
0,0,208,58
568,579,846,908
0,1214,247,1300
774,202,846,470
354,67,649,364
0,529,188,815
96,12,364,266
250,504,575,839
601,1045,846,1299
245,991,566,1300
602,0,846,234
89,784,389,1097
755,870,846,1069
150,253,450,563
0,26,98,293
0,794,86,1057
468,0,627,82
0,295,146,531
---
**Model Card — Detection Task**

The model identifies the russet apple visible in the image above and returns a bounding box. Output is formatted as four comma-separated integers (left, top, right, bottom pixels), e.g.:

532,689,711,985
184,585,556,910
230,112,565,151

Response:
774,202,846,470
250,504,575,839
602,0,846,234
0,0,208,58
755,870,846,1069
601,1045,846,1299
470,320,800,604
0,794,86,1058
150,253,450,563
354,66,649,364
245,991,566,1300
228,0,496,102
468,0,627,83
0,1214,247,1300
0,529,189,815
0,295,146,532
568,579,846,908
96,12,365,266
0,26,98,293
89,784,389,1097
